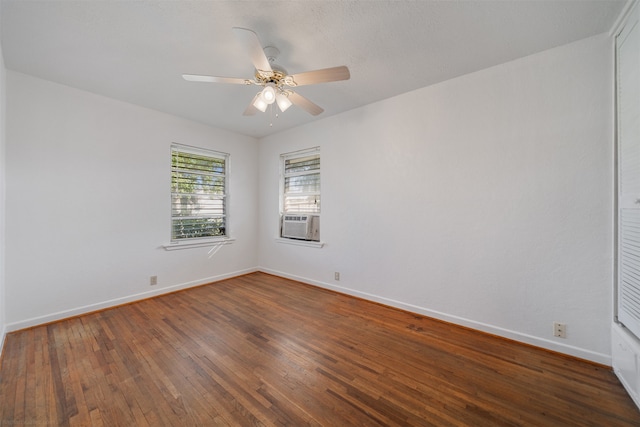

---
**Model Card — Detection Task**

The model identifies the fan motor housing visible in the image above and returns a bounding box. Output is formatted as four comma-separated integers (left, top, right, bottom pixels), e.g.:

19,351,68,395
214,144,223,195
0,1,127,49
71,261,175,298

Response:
255,46,289,86
255,69,286,86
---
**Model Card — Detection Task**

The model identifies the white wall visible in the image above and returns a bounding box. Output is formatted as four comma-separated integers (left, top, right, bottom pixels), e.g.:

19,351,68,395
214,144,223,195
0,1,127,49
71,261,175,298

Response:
5,71,258,329
3,33,616,365
258,34,614,364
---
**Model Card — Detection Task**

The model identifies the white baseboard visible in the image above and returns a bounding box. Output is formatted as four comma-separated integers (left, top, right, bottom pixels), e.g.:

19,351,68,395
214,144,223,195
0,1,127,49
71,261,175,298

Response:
0,324,6,359
4,266,612,366
5,267,258,333
258,267,611,366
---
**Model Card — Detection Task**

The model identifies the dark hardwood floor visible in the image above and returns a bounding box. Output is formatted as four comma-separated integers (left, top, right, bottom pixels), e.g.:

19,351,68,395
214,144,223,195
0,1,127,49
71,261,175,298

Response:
1,272,639,426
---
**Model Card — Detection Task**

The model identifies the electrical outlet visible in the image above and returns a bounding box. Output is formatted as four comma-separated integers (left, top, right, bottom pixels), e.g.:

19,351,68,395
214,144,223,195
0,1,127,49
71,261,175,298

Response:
553,322,566,338
334,272,340,281
150,276,158,286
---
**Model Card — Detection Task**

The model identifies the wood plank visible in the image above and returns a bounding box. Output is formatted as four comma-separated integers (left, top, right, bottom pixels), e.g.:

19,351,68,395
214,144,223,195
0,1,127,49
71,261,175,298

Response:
0,271,639,426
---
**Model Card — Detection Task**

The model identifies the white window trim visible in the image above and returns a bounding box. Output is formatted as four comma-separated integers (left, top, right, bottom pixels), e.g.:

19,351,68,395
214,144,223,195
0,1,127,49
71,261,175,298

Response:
163,237,235,251
279,147,322,244
169,143,231,247
275,237,324,248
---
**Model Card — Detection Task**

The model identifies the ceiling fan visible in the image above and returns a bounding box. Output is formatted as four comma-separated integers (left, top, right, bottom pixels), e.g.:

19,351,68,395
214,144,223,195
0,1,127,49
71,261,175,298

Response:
182,27,350,116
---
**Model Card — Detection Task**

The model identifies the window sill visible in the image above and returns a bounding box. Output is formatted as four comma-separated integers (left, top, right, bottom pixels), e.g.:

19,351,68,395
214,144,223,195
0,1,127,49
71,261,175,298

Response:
163,238,235,251
275,238,324,248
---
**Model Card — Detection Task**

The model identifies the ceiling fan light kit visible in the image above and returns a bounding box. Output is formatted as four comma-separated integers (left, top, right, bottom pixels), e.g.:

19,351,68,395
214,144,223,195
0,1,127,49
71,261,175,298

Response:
182,27,350,119
260,83,276,104
252,94,268,113
275,92,292,112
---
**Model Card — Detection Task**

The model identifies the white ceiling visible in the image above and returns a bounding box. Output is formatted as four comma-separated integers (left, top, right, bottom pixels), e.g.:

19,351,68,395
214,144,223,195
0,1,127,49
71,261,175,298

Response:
0,0,627,138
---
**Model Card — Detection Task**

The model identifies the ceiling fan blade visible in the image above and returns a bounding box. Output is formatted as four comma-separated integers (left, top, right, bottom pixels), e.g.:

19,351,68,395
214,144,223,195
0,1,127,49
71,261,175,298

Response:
243,94,260,116
286,66,350,87
182,74,248,84
232,27,272,73
289,92,324,116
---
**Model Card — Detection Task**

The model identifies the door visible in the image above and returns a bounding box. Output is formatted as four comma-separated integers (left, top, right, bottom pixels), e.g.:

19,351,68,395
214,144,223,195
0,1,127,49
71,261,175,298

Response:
618,3,640,339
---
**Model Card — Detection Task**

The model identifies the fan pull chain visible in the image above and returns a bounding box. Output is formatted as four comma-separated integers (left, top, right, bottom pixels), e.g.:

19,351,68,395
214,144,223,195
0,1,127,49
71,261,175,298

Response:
269,103,280,127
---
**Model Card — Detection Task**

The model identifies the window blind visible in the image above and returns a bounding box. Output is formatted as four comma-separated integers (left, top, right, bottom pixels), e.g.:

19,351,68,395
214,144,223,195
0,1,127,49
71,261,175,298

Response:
283,154,320,213
171,145,228,240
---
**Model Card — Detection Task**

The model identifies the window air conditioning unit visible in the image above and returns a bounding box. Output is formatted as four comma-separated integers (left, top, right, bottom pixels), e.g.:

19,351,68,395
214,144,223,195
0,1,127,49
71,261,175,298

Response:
281,214,319,241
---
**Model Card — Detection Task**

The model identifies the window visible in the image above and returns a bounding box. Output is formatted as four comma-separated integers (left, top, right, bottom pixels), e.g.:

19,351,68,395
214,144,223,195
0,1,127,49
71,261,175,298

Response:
171,144,228,241
280,148,320,241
